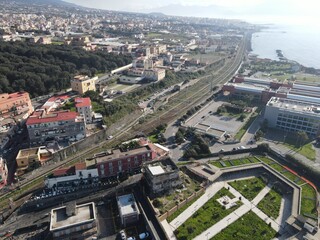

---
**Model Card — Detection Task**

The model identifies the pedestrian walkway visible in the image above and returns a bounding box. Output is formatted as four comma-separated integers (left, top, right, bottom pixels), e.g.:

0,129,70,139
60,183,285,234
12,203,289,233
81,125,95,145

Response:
194,183,273,240
161,220,177,240
168,181,224,230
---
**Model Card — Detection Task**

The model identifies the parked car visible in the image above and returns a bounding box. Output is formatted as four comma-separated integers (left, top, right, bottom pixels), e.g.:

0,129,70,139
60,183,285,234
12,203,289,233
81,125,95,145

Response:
139,232,150,239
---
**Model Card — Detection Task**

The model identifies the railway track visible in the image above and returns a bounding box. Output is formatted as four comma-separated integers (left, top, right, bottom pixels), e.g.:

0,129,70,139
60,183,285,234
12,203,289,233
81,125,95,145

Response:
0,34,248,209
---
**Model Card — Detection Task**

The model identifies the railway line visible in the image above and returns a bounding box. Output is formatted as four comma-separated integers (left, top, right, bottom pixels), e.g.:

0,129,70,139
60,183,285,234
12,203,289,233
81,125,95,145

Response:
0,33,248,211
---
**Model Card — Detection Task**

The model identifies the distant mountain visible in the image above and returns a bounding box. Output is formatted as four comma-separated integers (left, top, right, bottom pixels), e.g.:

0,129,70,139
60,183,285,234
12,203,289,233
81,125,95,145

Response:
143,4,236,18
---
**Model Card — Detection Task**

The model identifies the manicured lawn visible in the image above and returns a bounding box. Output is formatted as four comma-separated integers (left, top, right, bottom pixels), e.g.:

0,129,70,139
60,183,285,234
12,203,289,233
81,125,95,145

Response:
212,211,277,240
229,177,266,201
257,188,282,219
300,184,317,219
167,191,205,223
210,157,259,168
175,188,241,240
282,171,298,182
270,163,285,172
257,156,274,165
301,184,317,199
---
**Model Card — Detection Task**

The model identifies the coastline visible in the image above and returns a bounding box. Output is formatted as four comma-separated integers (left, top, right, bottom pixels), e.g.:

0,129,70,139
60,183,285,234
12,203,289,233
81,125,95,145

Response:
250,24,320,70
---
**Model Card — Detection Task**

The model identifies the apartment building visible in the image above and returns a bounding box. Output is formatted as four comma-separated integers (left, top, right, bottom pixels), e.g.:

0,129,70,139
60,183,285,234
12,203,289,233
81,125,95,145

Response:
90,146,156,178
0,92,34,120
26,110,86,145
71,75,97,94
143,68,166,81
264,97,320,136
16,146,53,176
75,97,92,123
144,158,181,195
45,162,99,189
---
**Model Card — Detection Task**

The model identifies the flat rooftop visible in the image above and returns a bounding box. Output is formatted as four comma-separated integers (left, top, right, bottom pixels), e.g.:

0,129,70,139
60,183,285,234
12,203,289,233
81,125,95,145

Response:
50,202,95,231
117,194,139,216
17,148,38,158
267,97,320,116
96,146,150,163
148,165,165,175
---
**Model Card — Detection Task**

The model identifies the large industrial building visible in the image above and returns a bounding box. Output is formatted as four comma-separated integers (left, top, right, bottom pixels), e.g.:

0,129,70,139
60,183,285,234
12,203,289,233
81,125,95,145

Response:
264,97,320,136
222,76,320,104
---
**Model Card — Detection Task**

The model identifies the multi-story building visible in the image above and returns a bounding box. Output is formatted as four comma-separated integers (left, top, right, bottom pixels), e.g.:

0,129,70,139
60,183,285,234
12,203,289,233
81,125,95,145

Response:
75,97,92,123
45,162,99,189
143,68,166,81
89,146,156,178
26,110,86,145
70,75,97,94
132,58,153,69
144,158,181,195
50,202,97,240
264,97,320,136
0,158,8,190
16,146,53,176
0,92,33,120
117,194,140,227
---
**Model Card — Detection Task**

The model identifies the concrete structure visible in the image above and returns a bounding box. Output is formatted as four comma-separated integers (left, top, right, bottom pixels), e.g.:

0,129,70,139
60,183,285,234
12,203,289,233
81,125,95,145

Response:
144,158,181,195
0,92,33,120
16,146,53,176
117,194,140,227
119,75,144,84
88,146,156,178
75,97,92,123
265,97,320,136
26,110,86,145
50,202,97,239
45,162,99,189
71,75,97,94
143,68,166,81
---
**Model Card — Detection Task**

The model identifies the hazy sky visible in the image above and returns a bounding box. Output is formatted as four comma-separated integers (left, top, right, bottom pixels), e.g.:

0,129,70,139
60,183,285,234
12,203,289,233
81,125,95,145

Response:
65,0,320,25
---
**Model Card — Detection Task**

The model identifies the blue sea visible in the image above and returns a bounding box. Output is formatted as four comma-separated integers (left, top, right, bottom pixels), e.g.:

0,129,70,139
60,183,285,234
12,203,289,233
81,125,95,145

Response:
251,24,320,69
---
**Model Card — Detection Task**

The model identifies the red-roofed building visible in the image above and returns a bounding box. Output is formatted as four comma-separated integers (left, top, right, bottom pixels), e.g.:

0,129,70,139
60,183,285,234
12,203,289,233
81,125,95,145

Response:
26,110,86,146
75,97,92,123
45,163,99,189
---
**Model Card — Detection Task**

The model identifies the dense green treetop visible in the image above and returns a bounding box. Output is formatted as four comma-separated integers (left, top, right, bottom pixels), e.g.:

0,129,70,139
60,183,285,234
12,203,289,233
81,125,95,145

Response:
0,41,132,97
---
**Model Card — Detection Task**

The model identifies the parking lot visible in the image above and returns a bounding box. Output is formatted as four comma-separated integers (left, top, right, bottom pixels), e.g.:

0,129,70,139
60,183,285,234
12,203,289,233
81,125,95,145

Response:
184,100,246,137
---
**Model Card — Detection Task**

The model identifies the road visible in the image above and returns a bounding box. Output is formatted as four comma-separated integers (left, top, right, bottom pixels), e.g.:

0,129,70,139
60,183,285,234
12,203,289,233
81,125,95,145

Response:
0,32,249,211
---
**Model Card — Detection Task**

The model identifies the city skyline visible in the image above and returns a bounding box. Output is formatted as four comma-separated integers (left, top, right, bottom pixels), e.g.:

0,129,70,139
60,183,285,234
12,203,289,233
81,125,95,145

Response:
65,0,320,25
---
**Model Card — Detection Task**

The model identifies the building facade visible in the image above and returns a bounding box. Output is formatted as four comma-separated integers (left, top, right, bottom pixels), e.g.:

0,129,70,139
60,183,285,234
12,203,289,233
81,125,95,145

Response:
143,69,166,81
75,97,92,123
70,75,97,94
45,163,99,189
264,97,320,136
91,146,156,178
144,158,181,195
26,110,86,145
16,147,53,176
0,92,33,120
